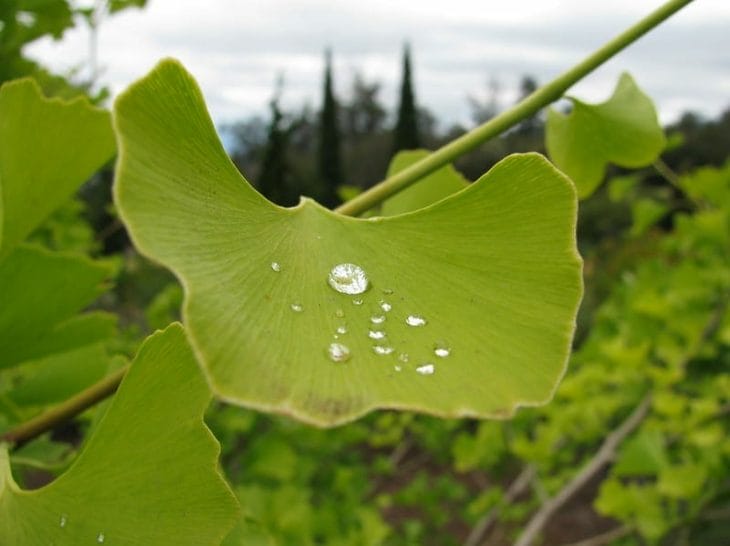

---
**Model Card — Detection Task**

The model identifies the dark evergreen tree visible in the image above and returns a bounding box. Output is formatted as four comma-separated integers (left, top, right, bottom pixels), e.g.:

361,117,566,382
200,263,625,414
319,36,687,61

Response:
393,43,420,153
258,96,297,206
317,49,344,208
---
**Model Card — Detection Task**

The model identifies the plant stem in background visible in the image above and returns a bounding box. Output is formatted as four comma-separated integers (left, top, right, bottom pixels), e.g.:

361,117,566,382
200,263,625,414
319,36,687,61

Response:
0,364,129,449
335,0,694,217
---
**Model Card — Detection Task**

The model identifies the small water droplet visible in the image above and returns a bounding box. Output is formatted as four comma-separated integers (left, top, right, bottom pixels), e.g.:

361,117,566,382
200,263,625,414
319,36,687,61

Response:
328,263,369,295
97,533,105,543
434,343,451,358
373,345,394,355
290,302,303,312
406,314,427,327
368,329,386,340
327,342,351,363
416,363,435,375
382,288,394,295
59,515,67,528
270,261,281,272
335,309,345,318
336,325,347,334
380,301,392,312
352,298,363,306
394,365,402,372
398,353,409,363
370,315,386,324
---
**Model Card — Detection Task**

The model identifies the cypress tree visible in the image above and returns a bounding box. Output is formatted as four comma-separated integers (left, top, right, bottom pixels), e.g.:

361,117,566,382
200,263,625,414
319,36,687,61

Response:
393,43,420,153
317,49,344,208
258,96,296,206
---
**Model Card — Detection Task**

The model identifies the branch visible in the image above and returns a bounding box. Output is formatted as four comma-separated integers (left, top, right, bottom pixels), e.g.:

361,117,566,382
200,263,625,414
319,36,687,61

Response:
513,395,652,546
334,0,694,216
464,465,536,546
558,525,632,546
1,364,129,450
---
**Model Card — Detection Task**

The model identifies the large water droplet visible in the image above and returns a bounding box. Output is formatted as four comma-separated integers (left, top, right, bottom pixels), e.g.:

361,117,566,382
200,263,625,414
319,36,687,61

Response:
406,314,427,327
97,533,105,543
380,301,392,312
416,363,435,375
336,325,347,335
434,343,451,358
370,315,385,324
290,302,303,313
328,263,369,295
270,261,281,272
373,345,394,355
327,342,351,363
368,329,386,340
59,515,67,528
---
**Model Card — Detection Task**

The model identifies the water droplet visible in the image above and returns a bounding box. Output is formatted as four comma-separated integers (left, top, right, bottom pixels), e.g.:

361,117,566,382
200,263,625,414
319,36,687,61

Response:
328,263,369,295
59,515,67,528
368,329,386,340
406,314,427,327
373,345,394,355
382,288,394,295
416,363,435,375
434,343,451,358
398,353,409,363
394,365,402,372
327,342,351,363
335,309,345,318
97,533,105,543
380,301,392,312
290,302,303,313
270,261,281,272
336,325,347,334
370,315,385,324
352,298,363,306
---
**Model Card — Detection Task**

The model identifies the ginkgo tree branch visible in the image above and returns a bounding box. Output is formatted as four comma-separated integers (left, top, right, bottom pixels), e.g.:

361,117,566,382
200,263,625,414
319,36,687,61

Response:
0,364,129,449
335,0,694,217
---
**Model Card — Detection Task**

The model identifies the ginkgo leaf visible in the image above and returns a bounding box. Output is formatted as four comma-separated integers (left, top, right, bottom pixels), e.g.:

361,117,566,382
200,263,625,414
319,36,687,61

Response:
0,78,115,259
381,150,469,216
0,245,114,370
114,59,583,426
0,323,239,545
546,73,665,199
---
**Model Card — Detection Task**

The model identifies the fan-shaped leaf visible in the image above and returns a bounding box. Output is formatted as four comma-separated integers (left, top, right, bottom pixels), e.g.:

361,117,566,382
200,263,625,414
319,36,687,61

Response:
0,78,115,259
0,323,239,545
546,73,665,199
114,60,583,426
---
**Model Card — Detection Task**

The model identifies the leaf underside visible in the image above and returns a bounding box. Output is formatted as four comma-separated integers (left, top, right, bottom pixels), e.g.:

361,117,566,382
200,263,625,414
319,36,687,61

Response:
546,72,666,199
114,59,583,426
0,324,239,545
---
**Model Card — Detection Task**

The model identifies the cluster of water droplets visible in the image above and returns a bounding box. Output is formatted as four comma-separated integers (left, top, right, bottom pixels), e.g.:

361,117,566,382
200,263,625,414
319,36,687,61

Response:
271,260,451,373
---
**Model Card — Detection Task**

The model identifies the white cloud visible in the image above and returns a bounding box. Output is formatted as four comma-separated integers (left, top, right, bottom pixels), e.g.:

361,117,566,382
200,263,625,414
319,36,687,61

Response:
25,0,730,127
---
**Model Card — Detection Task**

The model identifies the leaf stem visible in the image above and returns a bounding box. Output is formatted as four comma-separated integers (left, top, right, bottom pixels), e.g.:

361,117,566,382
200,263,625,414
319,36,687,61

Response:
335,0,694,217
1,364,129,450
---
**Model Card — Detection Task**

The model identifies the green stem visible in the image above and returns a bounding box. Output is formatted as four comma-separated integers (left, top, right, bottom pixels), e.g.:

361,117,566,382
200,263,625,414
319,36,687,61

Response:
1,364,129,450
335,0,694,217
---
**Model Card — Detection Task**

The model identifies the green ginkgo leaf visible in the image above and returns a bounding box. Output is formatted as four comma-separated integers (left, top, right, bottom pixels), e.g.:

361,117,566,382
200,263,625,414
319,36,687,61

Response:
114,60,583,426
546,73,665,199
0,323,239,545
0,78,115,259
381,150,469,216
0,245,114,370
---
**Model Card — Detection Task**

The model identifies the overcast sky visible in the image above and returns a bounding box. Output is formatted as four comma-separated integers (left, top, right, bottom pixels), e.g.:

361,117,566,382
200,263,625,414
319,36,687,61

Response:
27,0,730,129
